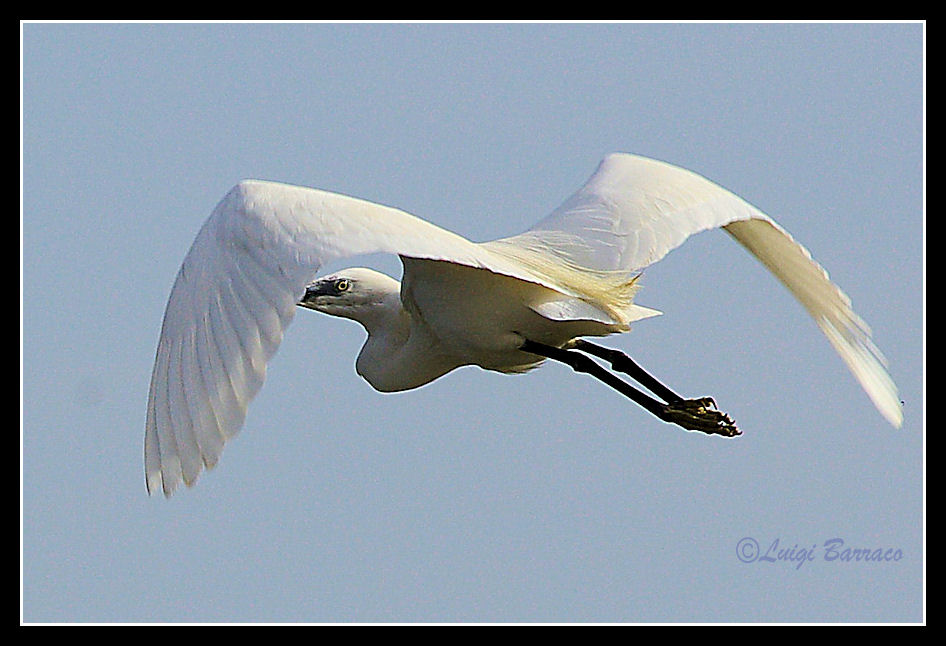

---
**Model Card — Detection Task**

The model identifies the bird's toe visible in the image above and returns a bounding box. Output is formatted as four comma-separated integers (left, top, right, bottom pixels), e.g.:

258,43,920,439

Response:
660,398,740,437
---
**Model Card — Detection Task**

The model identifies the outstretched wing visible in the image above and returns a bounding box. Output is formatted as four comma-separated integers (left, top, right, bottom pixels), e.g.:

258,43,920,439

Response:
145,180,574,496
491,153,902,427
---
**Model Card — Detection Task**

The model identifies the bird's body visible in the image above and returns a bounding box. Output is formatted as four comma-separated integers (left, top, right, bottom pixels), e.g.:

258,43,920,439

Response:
401,259,629,371
363,261,550,388
311,260,635,393
145,153,903,496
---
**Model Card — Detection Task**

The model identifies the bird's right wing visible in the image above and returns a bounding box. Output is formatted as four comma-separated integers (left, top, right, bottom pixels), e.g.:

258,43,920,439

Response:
488,153,902,427
146,180,595,496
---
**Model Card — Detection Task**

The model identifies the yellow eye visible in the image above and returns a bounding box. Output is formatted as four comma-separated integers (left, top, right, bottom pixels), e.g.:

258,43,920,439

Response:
335,279,351,292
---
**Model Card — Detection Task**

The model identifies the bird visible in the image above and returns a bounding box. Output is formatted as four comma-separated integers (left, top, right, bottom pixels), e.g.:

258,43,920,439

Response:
145,153,902,496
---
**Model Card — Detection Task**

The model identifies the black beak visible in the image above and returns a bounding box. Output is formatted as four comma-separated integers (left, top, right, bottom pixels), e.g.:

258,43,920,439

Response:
299,281,331,306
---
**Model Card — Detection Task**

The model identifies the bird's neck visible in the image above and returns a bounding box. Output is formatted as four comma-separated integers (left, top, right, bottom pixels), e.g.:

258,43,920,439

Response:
353,294,461,392
346,292,410,341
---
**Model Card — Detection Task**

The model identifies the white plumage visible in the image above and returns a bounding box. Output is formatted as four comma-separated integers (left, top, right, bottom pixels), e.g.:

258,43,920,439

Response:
145,153,902,496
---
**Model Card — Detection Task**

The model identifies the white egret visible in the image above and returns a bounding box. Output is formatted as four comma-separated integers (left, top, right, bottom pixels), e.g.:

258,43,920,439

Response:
145,153,902,496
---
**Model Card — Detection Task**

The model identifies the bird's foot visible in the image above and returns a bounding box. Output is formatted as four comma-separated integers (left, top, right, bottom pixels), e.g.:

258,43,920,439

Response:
660,397,741,437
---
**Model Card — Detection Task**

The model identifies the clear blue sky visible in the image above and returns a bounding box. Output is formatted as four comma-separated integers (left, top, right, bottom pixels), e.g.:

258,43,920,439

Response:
22,22,923,623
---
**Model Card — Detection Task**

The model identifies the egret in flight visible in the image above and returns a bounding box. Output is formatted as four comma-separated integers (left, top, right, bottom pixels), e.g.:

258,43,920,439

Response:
145,153,902,496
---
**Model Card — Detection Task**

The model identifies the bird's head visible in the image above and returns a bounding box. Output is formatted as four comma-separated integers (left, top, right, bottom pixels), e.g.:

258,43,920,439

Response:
298,267,402,325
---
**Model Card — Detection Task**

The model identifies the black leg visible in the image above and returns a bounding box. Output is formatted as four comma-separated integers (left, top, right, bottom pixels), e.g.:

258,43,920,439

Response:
570,339,684,404
520,339,668,417
520,339,740,437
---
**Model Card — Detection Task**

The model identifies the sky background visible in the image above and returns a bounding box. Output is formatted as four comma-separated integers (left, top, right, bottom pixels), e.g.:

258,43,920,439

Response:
22,22,923,623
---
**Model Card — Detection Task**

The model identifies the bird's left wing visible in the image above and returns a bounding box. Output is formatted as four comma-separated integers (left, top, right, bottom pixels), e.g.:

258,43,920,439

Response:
146,180,565,496
487,153,902,427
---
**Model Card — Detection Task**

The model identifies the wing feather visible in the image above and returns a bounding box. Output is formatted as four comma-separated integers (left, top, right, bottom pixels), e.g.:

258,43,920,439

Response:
724,218,902,427
496,153,902,426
